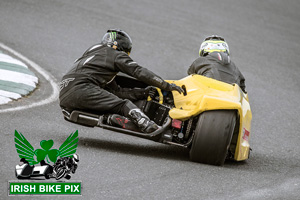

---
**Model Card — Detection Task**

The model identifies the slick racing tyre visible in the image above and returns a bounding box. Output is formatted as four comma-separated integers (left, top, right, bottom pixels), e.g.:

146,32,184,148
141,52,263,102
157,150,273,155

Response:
189,110,237,166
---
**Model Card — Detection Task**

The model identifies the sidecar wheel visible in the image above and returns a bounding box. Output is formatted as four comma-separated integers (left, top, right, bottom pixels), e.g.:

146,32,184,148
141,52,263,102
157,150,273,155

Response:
189,110,237,166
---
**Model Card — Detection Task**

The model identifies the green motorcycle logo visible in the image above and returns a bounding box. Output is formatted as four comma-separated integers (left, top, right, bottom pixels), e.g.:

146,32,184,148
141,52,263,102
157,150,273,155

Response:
14,130,78,165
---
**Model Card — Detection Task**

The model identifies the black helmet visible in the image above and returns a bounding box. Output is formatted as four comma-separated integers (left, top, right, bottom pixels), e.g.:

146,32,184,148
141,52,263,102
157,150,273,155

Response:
101,29,132,54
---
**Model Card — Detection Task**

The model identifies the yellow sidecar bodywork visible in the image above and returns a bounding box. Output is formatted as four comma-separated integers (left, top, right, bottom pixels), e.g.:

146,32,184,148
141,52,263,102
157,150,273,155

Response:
167,75,252,161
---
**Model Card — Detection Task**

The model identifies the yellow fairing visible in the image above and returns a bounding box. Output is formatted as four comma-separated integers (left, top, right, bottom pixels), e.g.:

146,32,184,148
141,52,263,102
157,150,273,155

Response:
167,75,252,161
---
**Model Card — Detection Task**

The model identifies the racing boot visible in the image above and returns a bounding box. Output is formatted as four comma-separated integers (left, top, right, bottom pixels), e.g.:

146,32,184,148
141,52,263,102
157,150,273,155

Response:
106,114,140,131
128,108,159,133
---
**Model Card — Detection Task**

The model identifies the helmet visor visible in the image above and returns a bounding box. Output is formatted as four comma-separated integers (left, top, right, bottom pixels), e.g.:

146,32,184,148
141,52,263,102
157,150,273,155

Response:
199,40,230,55
101,32,113,44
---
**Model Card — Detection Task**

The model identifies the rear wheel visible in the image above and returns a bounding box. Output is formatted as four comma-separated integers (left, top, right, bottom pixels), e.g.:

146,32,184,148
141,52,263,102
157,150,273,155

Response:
189,110,237,166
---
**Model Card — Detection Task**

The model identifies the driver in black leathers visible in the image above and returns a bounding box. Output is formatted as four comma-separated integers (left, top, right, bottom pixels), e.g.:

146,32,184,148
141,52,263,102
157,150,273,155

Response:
187,35,246,93
59,29,183,133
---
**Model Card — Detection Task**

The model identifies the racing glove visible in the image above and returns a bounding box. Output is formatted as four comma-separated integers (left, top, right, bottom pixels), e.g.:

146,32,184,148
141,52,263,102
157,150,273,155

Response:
166,83,184,94
144,86,157,99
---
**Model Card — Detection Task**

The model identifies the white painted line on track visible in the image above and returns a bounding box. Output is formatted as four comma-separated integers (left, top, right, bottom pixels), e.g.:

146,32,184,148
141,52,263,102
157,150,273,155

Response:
0,42,59,113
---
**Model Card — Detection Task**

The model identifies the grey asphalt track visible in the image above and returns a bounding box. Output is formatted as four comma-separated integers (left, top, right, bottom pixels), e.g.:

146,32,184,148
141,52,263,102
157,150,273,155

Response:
1,0,300,199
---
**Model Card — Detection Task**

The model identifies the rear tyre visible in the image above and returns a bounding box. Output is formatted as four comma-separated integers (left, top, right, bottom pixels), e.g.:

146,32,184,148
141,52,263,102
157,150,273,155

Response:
189,110,237,166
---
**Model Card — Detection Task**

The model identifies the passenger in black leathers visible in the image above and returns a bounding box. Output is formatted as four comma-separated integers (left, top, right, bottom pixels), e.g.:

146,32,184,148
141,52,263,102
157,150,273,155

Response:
187,35,246,93
59,29,183,133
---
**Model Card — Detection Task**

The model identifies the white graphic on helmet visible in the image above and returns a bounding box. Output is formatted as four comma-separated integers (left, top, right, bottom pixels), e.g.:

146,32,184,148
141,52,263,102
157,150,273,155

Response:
200,41,229,55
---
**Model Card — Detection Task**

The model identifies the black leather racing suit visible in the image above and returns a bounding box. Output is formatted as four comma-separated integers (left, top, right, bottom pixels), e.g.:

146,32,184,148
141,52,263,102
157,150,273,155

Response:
59,44,172,117
187,52,246,92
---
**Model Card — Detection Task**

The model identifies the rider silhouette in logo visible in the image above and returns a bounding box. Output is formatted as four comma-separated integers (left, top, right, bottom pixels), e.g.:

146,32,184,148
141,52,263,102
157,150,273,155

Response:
53,154,79,180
